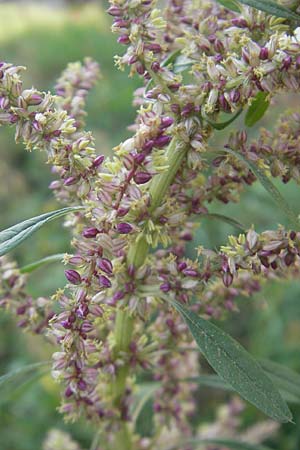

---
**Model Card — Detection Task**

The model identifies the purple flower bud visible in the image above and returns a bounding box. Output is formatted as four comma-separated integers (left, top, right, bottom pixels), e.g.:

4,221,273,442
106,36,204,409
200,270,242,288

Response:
78,379,87,391
222,272,233,287
65,269,81,285
181,103,194,117
134,171,152,184
99,275,112,288
112,290,125,301
65,386,73,398
76,303,89,318
93,155,105,168
160,282,171,292
290,231,297,240
64,176,78,186
285,252,295,266
229,89,240,103
81,321,93,333
107,6,122,16
153,135,171,148
114,19,129,28
142,139,154,153
259,47,269,60
117,222,133,234
97,257,113,275
151,61,160,72
231,18,248,28
178,262,187,271
160,116,174,129
282,55,292,70
296,56,300,69
61,319,72,329
27,94,43,105
136,63,145,75
49,180,60,190
118,35,130,45
182,268,198,277
16,305,27,315
69,255,85,265
82,227,99,238
219,94,230,112
170,104,181,114
145,43,162,53
134,152,146,164
117,207,129,217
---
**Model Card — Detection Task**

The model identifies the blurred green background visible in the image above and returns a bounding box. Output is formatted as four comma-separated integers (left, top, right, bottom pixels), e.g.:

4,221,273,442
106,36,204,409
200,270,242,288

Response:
0,2,299,449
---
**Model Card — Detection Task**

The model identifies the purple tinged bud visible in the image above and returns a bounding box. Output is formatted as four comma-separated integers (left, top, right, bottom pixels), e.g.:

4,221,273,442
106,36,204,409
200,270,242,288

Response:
151,61,160,72
178,262,187,271
231,18,248,28
118,35,130,45
65,386,73,398
49,180,60,190
171,104,181,114
134,152,146,164
128,55,138,65
229,89,240,103
76,303,89,318
134,171,152,184
65,269,81,285
160,282,171,292
117,222,133,234
160,116,174,128
81,321,93,333
117,207,129,217
99,275,112,288
82,227,99,238
222,272,233,287
17,305,27,315
113,290,125,301
142,139,154,153
181,103,194,117
259,47,269,60
285,252,295,266
78,379,87,391
290,231,297,240
145,43,162,53
219,94,230,112
64,176,78,186
153,135,171,148
69,255,85,265
61,320,72,329
93,155,105,168
10,114,18,124
97,257,113,275
107,6,122,16
282,55,292,70
296,56,300,69
182,268,198,277
28,94,43,105
114,19,129,28
136,63,145,75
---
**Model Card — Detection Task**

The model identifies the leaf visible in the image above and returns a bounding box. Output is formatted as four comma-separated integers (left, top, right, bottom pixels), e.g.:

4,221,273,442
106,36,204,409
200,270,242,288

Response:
216,0,241,13
173,55,194,74
0,368,49,406
201,213,246,231
260,359,300,404
236,0,300,22
161,49,181,68
245,92,269,127
0,361,50,389
223,147,299,229
204,108,243,130
170,300,292,422
19,253,65,274
132,382,159,426
165,437,272,450
0,206,83,256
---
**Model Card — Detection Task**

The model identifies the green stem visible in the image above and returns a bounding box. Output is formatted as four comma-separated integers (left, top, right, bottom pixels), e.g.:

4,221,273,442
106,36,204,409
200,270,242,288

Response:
110,137,188,449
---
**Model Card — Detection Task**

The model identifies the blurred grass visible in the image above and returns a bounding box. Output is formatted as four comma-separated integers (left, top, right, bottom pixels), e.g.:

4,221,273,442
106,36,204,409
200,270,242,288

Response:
0,2,300,450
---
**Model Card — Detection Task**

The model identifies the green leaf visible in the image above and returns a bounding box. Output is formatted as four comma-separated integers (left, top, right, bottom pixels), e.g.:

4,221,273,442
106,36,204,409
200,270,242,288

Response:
204,108,243,130
132,382,159,426
223,147,299,229
161,49,181,68
170,300,292,423
0,361,50,389
201,213,246,231
260,359,300,404
173,55,194,74
236,0,300,22
0,206,83,256
19,253,65,274
216,0,241,13
245,92,269,127
165,437,271,450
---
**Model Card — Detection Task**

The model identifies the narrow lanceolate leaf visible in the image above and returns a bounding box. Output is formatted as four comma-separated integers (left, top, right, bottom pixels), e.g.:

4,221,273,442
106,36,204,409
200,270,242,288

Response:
166,437,271,450
245,92,270,127
236,0,300,22
216,0,241,13
204,108,243,130
0,206,83,256
224,147,299,229
0,361,50,389
19,253,65,274
260,359,300,404
171,300,292,422
202,213,246,231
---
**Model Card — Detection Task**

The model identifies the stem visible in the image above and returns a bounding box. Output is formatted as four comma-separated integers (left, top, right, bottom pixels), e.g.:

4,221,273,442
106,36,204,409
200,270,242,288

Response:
110,137,188,449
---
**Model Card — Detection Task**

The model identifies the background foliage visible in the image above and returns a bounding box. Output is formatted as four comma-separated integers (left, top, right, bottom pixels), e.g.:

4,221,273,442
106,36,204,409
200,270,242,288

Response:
0,2,299,449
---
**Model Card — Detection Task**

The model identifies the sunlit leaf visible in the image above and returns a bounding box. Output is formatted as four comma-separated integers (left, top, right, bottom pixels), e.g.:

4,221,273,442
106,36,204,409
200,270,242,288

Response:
19,253,65,274
245,92,269,127
204,108,243,130
0,206,83,256
223,147,299,229
236,0,300,22
170,300,292,422
216,0,241,12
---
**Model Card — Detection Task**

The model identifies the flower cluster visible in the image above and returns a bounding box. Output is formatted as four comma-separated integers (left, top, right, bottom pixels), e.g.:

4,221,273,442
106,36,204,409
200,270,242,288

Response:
1,1,300,449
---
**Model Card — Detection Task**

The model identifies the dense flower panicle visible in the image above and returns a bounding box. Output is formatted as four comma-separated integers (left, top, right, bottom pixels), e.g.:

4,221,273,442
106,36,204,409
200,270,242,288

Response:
1,0,300,447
